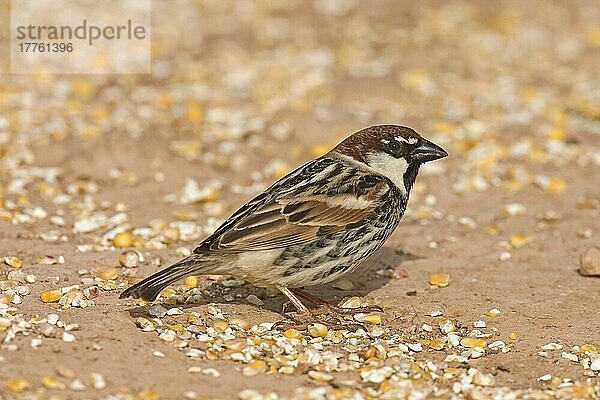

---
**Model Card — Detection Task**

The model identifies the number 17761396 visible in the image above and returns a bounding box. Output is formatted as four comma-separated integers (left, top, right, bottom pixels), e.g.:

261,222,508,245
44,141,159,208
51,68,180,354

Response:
18,42,73,52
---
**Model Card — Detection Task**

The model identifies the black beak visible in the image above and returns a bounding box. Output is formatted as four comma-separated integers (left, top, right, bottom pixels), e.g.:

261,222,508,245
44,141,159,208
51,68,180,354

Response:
410,138,448,163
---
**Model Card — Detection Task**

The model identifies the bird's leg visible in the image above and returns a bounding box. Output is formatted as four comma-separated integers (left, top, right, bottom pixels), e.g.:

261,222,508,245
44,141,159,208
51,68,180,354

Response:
277,286,311,316
291,288,383,314
272,286,315,331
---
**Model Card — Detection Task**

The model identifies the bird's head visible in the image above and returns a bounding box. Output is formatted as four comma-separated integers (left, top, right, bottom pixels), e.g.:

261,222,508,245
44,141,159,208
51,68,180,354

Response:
331,125,448,194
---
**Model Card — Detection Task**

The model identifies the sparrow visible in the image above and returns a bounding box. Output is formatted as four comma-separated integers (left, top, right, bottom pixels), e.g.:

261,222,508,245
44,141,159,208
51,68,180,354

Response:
120,125,448,315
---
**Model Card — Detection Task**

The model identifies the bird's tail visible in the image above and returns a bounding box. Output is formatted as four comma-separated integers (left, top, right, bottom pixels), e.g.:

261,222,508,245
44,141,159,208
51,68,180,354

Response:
119,255,204,301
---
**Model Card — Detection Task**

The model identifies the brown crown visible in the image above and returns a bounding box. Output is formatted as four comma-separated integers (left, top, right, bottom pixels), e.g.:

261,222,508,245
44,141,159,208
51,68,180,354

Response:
329,125,422,162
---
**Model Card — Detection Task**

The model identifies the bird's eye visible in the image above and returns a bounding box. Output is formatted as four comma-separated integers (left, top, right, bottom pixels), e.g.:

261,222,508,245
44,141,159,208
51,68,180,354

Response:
388,141,400,150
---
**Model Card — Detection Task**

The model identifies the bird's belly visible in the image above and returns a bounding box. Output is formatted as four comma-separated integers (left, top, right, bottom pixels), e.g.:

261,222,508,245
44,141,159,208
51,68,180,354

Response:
270,222,399,287
227,210,401,288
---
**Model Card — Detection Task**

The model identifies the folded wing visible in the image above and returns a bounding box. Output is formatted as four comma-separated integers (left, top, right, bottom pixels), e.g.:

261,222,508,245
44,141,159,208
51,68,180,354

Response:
195,157,389,253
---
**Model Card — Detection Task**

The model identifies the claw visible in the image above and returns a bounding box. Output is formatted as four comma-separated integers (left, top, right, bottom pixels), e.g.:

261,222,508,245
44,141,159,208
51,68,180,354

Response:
272,312,311,331
326,303,383,315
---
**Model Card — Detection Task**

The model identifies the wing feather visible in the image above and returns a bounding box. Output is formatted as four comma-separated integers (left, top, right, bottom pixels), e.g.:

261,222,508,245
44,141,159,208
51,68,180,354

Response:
195,157,389,253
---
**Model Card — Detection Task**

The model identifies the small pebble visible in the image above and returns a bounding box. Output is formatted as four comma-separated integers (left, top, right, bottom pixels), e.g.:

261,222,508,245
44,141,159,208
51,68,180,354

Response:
579,246,600,276
246,294,263,306
119,250,140,268
332,279,354,291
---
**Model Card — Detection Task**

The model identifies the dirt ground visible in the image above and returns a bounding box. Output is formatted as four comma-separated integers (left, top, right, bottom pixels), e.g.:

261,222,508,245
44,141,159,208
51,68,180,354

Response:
1,1,599,399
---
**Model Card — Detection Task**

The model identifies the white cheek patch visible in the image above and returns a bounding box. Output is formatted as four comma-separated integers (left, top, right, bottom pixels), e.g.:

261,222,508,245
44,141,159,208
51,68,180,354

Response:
365,152,409,196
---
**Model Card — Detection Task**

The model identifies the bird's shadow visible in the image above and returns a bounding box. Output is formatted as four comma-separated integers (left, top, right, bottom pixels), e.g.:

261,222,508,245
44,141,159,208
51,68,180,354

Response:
127,246,420,318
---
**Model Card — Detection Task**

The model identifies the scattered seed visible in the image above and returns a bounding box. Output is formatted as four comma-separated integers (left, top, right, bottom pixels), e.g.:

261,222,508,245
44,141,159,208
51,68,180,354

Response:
113,232,133,248
308,370,333,382
40,290,61,303
354,313,382,324
429,273,450,287
119,250,140,268
3,256,22,269
307,323,328,338
332,279,354,291
41,376,65,390
243,360,267,376
461,338,486,348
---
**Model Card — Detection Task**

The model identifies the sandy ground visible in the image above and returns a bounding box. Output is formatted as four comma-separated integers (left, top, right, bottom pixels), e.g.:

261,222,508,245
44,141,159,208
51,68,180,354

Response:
1,1,599,399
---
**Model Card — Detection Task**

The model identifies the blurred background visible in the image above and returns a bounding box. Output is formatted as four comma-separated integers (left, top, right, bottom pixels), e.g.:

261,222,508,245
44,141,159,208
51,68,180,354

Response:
1,1,599,199
0,0,599,398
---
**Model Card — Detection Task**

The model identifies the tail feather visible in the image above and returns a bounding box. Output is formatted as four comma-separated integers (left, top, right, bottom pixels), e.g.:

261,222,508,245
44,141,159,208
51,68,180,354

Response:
120,255,201,301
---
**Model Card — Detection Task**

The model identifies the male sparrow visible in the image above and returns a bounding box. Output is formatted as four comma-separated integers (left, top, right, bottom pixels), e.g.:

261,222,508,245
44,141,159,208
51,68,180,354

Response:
120,125,448,315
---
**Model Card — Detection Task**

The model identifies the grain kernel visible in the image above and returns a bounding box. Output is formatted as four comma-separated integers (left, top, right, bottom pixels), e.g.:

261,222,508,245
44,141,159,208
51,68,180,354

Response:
308,370,333,382
41,376,65,389
439,320,456,334
307,323,328,338
579,344,597,353
461,338,486,348
486,308,501,317
183,276,199,288
229,318,251,330
3,256,22,269
333,279,354,291
138,389,161,400
243,360,267,376
6,378,29,392
429,338,446,350
113,232,133,248
212,319,229,332
119,250,140,268
339,296,362,309
284,329,303,340
96,268,119,280
354,313,382,324
40,290,61,303
429,273,450,287
510,234,532,247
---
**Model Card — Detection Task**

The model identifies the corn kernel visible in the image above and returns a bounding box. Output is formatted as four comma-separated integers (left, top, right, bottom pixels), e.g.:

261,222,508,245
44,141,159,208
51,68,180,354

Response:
580,344,597,353
460,338,486,348
113,232,133,248
212,319,229,332
546,178,566,194
3,256,22,269
97,268,119,281
339,296,362,309
354,313,382,324
40,290,61,303
284,329,303,340
243,360,267,376
332,279,354,291
41,376,65,390
510,234,532,248
486,308,501,317
429,338,446,350
307,323,328,338
429,273,450,287
138,389,161,400
183,276,199,289
6,378,29,392
308,370,333,382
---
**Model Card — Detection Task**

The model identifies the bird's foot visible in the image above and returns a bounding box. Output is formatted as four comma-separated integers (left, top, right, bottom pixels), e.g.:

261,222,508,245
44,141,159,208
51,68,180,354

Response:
327,303,384,315
272,313,310,331
290,288,384,315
